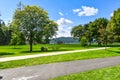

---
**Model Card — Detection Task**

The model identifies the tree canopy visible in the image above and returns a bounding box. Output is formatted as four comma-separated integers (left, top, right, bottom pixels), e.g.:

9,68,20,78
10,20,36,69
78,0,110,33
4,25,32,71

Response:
11,5,58,51
71,18,109,46
71,25,84,41
107,8,120,42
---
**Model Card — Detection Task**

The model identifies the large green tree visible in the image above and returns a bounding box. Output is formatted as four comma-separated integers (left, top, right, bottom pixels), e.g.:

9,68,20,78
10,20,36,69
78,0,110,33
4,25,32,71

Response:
107,8,120,42
71,25,84,41
88,18,108,46
12,5,50,51
71,23,92,46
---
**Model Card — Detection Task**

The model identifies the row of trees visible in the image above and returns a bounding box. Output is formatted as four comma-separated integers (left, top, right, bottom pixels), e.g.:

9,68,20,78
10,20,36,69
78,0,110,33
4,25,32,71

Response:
71,8,120,46
0,4,58,51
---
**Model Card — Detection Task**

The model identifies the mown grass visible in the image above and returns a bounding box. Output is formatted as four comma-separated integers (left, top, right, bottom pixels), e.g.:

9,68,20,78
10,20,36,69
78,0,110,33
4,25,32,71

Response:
0,43,120,57
0,47,120,69
50,65,120,80
0,44,93,57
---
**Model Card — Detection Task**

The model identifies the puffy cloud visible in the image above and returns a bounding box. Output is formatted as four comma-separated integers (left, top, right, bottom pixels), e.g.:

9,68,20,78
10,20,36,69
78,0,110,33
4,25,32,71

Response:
56,28,72,37
56,18,73,26
73,6,98,16
59,12,64,16
56,18,73,37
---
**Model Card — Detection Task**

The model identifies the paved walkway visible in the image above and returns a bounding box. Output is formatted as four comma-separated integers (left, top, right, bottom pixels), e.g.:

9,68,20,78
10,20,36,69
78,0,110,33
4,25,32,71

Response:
0,47,108,62
0,56,120,80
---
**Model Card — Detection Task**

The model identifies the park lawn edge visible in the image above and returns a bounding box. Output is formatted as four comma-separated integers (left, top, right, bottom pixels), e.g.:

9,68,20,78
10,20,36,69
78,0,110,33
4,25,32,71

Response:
50,65,120,80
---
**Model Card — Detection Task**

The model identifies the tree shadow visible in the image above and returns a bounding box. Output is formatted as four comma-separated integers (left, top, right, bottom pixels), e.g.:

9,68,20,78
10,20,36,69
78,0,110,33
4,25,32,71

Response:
20,49,68,54
106,49,120,54
107,45,120,47
21,50,41,53
12,48,22,49
89,44,120,47
0,52,14,56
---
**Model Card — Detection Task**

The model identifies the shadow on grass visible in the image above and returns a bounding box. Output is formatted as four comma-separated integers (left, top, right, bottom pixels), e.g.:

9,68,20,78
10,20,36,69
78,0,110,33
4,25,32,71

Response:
106,49,120,54
0,52,14,56
21,50,41,53
12,48,22,49
107,45,120,47
89,44,120,47
20,49,68,54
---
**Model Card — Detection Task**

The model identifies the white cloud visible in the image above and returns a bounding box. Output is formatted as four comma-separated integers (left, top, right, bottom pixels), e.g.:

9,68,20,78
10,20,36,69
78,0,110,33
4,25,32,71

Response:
56,18,73,26
56,18,73,37
59,12,64,16
73,6,98,16
73,9,81,13
56,28,72,37
110,12,113,17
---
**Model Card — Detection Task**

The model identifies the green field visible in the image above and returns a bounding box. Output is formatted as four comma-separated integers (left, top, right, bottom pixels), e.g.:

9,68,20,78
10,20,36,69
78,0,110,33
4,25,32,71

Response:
0,44,120,69
0,47,120,69
0,44,93,57
50,65,120,80
1,43,120,57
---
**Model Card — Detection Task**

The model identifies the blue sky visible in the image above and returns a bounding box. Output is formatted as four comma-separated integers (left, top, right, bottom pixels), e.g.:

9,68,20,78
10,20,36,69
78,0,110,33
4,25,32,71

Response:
0,0,120,37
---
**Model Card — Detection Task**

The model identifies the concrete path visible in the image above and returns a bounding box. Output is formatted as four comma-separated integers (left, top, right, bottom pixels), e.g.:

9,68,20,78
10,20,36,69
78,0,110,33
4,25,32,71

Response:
0,56,120,80
0,47,108,62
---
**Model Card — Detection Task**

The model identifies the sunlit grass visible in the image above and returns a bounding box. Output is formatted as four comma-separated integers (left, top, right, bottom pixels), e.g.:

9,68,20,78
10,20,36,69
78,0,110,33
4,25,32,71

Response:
0,44,93,57
50,65,120,80
0,47,120,69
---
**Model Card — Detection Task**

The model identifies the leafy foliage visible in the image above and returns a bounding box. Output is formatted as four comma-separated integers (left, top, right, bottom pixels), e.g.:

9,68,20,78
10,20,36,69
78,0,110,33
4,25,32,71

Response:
80,36,87,47
11,5,58,51
107,8,120,42
71,25,84,41
89,18,108,46
0,20,11,45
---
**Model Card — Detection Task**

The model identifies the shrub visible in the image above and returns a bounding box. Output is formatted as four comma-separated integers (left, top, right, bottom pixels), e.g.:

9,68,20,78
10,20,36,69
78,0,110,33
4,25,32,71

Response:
41,47,48,51
80,36,87,47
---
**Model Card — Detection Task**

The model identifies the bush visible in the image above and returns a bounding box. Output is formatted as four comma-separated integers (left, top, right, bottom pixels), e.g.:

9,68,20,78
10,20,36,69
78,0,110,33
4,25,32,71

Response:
41,47,48,51
80,36,87,47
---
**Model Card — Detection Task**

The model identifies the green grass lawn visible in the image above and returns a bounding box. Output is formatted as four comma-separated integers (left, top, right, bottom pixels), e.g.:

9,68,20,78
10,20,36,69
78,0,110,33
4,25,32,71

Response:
0,43,120,57
0,44,93,57
0,47,120,69
50,65,120,80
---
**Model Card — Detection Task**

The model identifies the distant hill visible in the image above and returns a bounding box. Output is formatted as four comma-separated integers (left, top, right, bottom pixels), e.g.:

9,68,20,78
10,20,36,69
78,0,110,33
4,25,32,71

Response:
50,37,79,44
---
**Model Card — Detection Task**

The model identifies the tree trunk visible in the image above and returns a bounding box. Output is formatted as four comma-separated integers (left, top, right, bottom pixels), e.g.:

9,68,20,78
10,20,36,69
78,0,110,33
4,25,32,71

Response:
45,36,49,44
98,41,101,46
30,40,32,52
29,31,33,52
105,35,108,49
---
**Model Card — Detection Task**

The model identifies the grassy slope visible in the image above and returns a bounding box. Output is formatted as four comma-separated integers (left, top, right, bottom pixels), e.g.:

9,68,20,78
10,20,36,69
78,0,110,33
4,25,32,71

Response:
51,65,120,80
0,47,120,69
